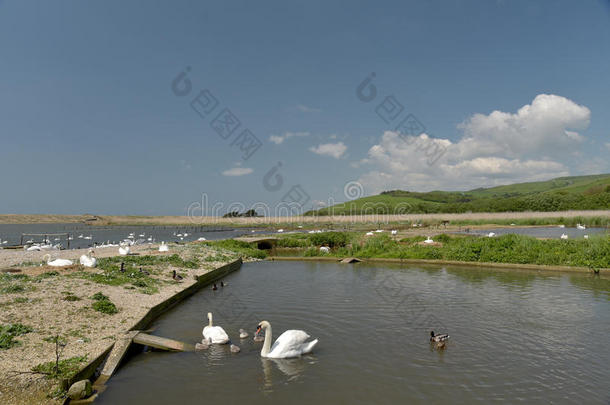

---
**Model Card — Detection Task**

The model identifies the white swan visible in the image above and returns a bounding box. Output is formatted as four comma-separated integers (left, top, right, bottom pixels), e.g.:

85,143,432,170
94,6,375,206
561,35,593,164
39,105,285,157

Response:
365,232,374,236
197,237,206,241
391,230,397,235
319,246,330,253
203,312,229,344
256,320,318,359
560,233,568,240
118,244,130,256
158,242,169,252
43,254,73,267
487,232,496,238
79,249,97,268
424,237,434,244
84,235,92,240
277,229,284,233
584,234,589,239
576,223,586,230
375,229,384,233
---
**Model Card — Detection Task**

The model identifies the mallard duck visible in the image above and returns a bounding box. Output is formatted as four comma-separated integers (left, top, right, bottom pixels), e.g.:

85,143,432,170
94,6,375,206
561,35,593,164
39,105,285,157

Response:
139,267,149,276
212,283,218,291
172,270,183,281
430,331,449,342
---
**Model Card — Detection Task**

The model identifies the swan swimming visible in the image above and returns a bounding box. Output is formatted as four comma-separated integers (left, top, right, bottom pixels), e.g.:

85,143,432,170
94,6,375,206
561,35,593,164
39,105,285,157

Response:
158,242,169,252
43,254,73,267
560,233,568,240
487,232,496,238
256,320,318,359
79,249,97,268
203,312,229,344
576,224,586,230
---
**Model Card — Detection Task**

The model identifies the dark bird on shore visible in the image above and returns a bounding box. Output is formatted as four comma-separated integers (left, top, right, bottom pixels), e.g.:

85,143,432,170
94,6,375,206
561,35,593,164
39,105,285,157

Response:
430,331,450,343
212,283,218,291
139,267,149,276
120,262,125,273
172,270,183,281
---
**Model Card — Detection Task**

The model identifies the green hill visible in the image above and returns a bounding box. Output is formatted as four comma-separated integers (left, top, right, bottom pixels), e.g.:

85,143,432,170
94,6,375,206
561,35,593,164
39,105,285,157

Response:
307,174,610,215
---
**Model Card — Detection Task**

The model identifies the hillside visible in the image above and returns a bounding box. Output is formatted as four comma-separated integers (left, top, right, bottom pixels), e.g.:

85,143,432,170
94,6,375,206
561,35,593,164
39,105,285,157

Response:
307,174,610,215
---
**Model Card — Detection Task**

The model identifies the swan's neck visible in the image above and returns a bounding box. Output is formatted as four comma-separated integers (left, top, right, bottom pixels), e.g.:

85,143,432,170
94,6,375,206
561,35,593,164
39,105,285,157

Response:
261,325,272,357
208,314,213,327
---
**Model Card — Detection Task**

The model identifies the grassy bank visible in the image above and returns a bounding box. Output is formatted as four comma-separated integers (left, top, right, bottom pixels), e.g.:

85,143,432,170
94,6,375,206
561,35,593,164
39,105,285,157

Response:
273,232,610,268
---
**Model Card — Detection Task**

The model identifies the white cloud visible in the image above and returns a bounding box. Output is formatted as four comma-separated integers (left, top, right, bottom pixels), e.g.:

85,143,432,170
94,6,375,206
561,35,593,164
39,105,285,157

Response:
296,104,321,113
309,142,347,159
605,142,610,151
221,167,253,176
269,131,310,145
357,94,590,193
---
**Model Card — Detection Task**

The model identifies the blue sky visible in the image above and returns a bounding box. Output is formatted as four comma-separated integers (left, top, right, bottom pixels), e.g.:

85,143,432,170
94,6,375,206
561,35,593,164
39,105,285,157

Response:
0,0,608,215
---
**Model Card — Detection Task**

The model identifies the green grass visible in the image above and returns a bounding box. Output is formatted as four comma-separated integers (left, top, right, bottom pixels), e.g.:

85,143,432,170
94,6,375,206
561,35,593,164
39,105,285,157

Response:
90,292,118,314
308,174,610,215
0,323,33,349
32,355,88,380
274,231,610,268
201,239,268,259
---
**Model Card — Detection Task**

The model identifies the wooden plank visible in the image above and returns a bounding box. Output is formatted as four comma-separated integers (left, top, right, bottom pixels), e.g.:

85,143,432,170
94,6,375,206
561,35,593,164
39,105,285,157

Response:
99,331,138,378
133,332,194,352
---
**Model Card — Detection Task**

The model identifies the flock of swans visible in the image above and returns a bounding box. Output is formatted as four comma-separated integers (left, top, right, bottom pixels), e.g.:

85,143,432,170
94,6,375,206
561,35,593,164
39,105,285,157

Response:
199,312,319,359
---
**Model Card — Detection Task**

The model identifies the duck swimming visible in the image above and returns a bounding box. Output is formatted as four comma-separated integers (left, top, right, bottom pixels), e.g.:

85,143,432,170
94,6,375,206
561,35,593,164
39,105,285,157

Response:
430,331,449,342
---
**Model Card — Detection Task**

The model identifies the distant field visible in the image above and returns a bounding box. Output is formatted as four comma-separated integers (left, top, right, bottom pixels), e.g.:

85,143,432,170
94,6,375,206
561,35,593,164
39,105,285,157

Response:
0,211,609,227
310,174,610,215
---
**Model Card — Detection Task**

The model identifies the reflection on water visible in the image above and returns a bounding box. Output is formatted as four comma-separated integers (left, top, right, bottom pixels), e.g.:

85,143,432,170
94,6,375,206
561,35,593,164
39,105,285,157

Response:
97,261,610,404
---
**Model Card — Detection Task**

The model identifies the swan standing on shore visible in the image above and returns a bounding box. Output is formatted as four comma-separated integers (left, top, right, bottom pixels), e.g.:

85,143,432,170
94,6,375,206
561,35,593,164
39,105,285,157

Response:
203,312,229,344
158,242,169,252
424,237,434,244
256,320,318,359
43,254,73,267
118,244,130,256
79,249,97,268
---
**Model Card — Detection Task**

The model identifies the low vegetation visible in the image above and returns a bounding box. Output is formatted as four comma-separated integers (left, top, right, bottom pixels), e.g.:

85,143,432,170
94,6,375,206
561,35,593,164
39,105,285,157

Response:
201,239,268,259
0,323,33,349
275,231,610,268
90,292,118,314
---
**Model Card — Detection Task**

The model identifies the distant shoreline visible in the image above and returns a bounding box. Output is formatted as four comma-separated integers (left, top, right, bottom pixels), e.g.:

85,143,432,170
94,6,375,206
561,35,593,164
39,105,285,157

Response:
0,211,609,226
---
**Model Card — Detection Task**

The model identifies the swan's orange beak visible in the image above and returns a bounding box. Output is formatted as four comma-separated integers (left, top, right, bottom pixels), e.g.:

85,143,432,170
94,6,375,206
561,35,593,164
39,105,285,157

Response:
256,326,262,334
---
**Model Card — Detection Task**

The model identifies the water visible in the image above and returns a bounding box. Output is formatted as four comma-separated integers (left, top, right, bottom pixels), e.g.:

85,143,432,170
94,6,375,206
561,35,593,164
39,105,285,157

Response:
0,223,270,249
459,226,606,239
97,261,610,404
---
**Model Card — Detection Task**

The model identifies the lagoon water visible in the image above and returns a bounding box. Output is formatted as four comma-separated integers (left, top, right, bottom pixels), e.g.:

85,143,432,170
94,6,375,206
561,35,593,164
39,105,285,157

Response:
97,261,610,404
0,223,266,249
